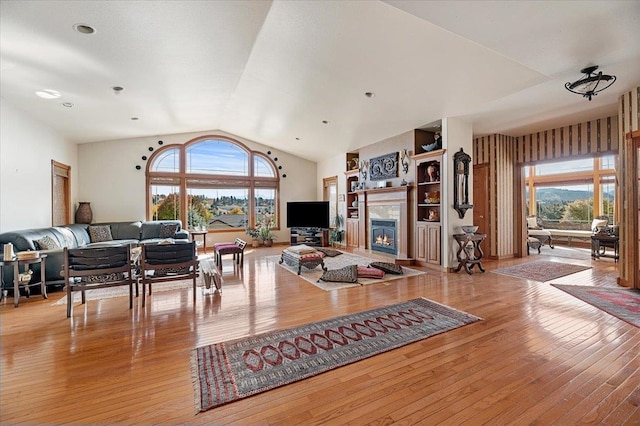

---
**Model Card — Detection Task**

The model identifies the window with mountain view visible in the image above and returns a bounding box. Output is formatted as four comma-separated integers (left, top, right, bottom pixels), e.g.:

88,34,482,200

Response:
524,156,616,229
147,137,279,232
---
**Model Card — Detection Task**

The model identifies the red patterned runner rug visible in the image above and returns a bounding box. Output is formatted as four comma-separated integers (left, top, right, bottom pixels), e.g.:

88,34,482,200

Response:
552,285,640,328
190,298,481,412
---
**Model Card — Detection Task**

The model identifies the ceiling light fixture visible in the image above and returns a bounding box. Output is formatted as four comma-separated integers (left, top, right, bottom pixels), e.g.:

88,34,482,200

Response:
565,65,616,101
73,23,96,34
36,89,61,99
365,92,375,98
112,86,124,94
61,102,73,108
322,120,329,124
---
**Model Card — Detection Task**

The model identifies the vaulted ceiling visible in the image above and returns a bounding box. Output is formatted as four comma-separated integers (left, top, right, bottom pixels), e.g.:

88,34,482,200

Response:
1,1,639,161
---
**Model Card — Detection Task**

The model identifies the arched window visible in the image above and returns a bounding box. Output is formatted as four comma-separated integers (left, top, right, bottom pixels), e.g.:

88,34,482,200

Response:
147,136,279,232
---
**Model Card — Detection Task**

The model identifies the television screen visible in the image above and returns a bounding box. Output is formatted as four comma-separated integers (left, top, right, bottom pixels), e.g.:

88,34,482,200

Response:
286,201,330,229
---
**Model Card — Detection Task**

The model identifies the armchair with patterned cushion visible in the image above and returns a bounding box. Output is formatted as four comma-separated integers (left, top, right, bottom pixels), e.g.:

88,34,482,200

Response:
526,216,554,249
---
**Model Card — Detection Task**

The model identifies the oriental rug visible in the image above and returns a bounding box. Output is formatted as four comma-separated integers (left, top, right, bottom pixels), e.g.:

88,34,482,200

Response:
492,261,591,283
190,297,481,412
269,251,425,291
552,285,640,328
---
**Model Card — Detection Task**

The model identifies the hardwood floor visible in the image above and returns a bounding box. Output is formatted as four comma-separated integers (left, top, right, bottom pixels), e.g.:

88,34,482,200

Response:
1,245,638,425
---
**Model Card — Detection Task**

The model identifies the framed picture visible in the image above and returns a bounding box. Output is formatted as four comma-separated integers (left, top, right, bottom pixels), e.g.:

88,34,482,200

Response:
369,152,398,180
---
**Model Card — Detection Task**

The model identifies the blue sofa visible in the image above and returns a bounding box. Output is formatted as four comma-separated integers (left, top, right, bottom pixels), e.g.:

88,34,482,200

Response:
0,220,189,288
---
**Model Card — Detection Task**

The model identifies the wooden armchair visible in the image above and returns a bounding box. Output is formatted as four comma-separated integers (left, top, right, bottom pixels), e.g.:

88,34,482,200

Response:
64,245,135,318
140,241,198,307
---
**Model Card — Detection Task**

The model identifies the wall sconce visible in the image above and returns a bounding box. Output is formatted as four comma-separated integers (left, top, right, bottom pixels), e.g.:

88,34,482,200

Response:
453,148,473,218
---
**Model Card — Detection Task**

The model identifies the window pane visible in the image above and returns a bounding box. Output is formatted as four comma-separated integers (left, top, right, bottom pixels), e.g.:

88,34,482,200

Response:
600,181,615,223
186,139,249,176
151,185,180,220
535,158,593,176
601,155,615,170
535,184,594,230
187,187,249,230
151,148,180,173
254,155,275,177
255,188,277,228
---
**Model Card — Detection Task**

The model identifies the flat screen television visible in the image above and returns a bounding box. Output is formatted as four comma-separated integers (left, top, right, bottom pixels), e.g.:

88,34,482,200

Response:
286,201,330,229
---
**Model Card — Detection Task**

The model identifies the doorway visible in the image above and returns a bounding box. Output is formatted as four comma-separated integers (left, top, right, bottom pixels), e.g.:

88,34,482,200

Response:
51,160,71,226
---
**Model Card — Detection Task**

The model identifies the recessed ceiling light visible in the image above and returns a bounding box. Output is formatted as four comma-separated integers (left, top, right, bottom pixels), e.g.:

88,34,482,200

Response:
112,86,124,94
61,102,73,108
73,23,96,34
365,92,375,98
131,117,139,121
295,137,300,140
322,120,329,124
36,89,61,99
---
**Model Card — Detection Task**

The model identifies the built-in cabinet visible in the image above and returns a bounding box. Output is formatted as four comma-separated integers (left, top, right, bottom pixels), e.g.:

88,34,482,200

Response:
345,167,361,247
346,219,359,247
412,149,445,266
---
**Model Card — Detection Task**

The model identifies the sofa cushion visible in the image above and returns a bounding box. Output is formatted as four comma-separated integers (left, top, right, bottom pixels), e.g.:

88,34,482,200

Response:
34,235,60,250
107,221,143,240
88,225,113,243
318,265,358,283
141,220,182,240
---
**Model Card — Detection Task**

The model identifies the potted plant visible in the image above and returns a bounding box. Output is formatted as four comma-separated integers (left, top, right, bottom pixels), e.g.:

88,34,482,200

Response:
256,213,277,247
329,213,344,247
245,227,260,248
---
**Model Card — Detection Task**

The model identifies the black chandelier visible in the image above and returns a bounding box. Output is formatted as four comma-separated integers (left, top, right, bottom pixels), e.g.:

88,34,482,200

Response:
565,65,616,101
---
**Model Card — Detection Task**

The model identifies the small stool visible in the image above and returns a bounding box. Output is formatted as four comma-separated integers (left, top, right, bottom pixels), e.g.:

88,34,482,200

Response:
527,237,541,255
213,238,247,269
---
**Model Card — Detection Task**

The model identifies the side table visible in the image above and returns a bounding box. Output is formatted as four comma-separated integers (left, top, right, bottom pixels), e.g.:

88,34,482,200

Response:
591,234,619,262
453,233,486,275
189,230,208,253
0,254,48,307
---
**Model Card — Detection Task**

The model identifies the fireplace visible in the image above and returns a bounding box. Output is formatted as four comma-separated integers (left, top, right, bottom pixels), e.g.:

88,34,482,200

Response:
370,219,397,255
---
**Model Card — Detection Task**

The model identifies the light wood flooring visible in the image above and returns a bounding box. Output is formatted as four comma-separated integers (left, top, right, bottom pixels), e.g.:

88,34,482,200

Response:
1,244,638,425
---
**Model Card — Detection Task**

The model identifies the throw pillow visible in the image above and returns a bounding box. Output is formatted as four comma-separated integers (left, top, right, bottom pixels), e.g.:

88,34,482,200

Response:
357,266,385,279
591,218,608,232
88,225,113,243
369,261,403,275
526,216,539,229
34,235,60,250
159,223,179,238
318,265,358,283
316,247,342,257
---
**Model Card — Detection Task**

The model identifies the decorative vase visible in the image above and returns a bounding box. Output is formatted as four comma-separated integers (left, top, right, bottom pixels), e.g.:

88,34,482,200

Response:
252,238,259,248
75,202,93,224
263,238,273,247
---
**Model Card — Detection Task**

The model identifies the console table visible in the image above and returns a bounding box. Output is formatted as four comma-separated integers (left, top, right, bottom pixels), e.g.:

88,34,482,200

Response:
453,233,486,275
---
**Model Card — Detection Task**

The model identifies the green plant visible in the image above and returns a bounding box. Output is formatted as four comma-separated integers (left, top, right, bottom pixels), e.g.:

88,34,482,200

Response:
329,213,344,244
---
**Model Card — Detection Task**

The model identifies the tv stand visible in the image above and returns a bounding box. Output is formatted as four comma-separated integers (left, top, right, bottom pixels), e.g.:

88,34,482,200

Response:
289,228,329,247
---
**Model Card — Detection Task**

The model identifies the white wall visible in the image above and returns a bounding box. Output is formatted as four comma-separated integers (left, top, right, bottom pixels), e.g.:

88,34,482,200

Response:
0,98,77,232
441,117,474,269
78,129,317,245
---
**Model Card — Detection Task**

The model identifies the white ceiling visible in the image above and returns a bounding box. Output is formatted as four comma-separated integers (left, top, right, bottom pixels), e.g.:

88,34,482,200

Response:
1,0,639,162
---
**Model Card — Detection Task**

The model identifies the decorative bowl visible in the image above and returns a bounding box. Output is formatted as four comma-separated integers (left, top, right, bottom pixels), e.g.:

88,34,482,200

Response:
461,225,478,235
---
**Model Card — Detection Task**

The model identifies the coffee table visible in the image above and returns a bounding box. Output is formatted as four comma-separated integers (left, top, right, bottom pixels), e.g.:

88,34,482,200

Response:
279,249,326,275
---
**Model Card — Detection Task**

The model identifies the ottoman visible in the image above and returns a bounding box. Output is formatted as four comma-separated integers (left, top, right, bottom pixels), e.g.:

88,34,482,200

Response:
279,245,327,275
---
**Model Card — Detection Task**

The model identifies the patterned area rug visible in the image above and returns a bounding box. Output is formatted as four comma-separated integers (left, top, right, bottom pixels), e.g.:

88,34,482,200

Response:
269,251,426,291
191,297,481,412
552,285,640,328
492,261,591,282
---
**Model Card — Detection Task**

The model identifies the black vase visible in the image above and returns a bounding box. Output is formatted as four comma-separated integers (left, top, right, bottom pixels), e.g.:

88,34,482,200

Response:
75,202,93,224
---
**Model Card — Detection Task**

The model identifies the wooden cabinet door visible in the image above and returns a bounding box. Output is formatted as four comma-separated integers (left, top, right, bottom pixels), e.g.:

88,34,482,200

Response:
416,223,427,262
346,219,359,247
426,224,441,265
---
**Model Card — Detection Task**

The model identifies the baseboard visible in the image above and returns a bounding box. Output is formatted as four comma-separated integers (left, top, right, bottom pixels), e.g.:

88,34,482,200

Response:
394,258,415,266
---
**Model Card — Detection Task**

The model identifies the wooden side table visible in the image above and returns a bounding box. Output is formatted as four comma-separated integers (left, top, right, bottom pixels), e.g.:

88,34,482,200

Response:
453,233,486,275
189,230,208,253
591,234,619,262
0,254,48,307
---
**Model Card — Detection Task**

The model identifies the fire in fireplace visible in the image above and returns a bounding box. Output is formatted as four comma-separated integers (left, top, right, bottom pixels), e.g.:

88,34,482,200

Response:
370,219,397,255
